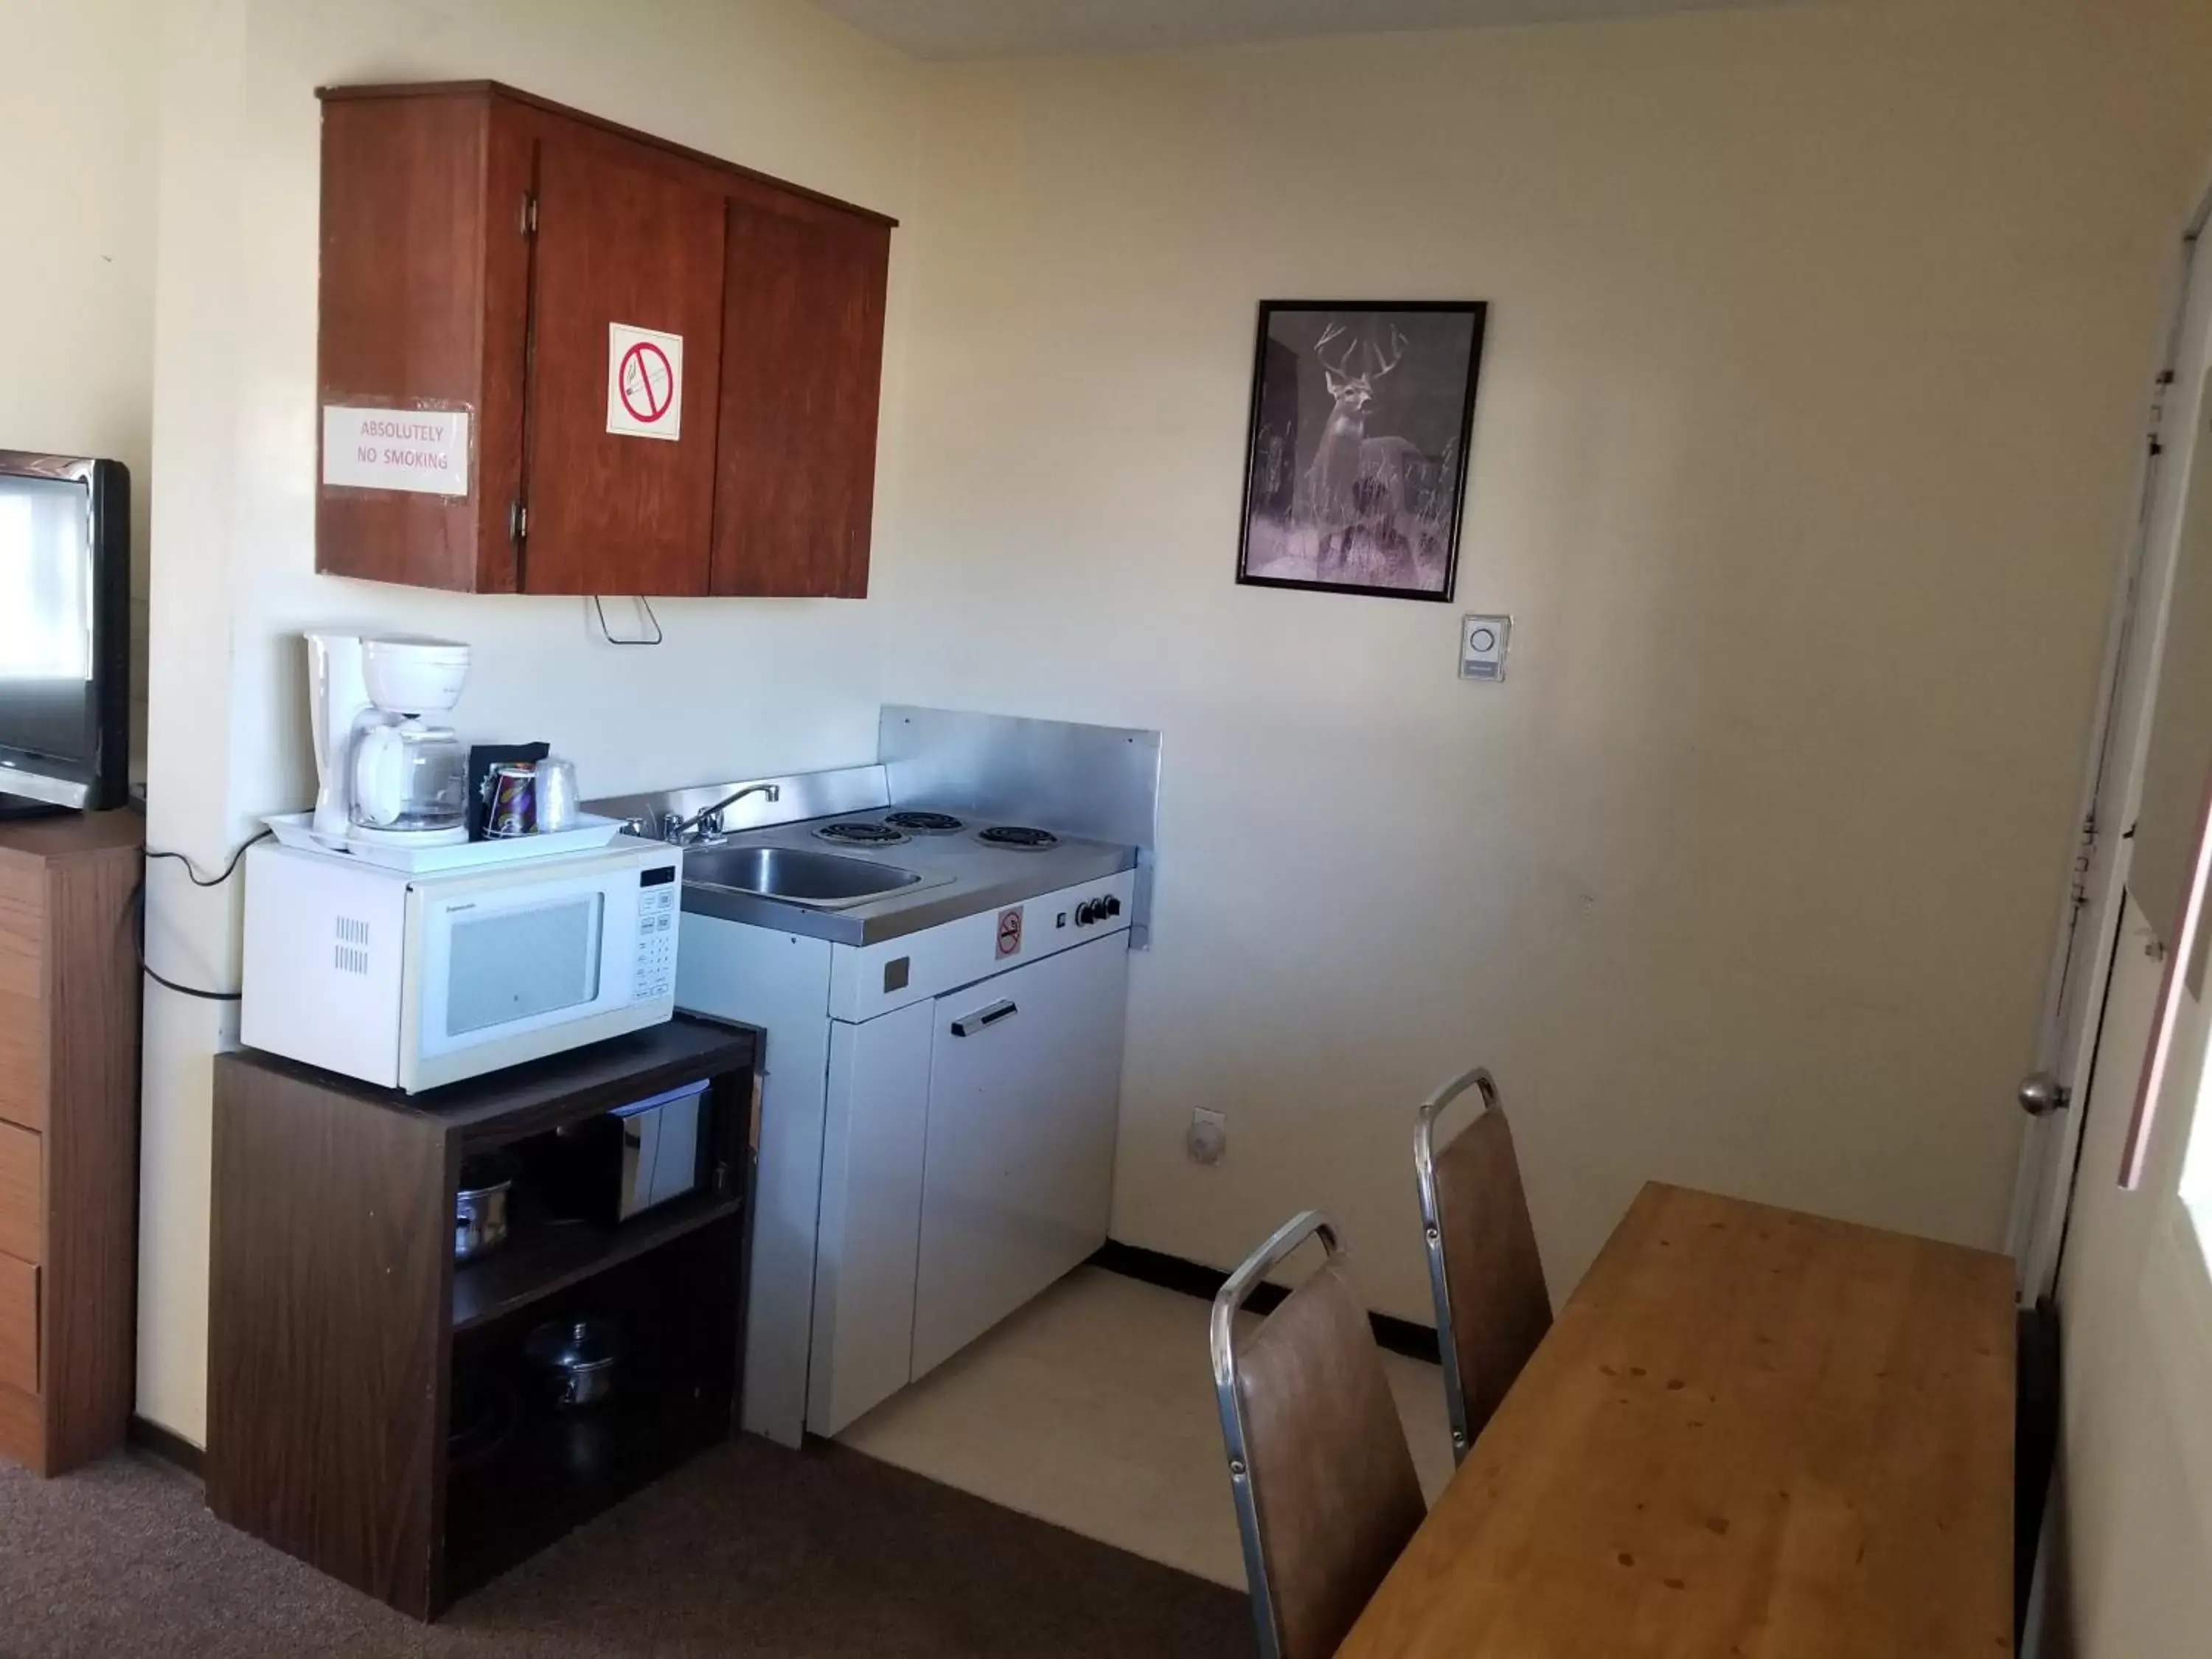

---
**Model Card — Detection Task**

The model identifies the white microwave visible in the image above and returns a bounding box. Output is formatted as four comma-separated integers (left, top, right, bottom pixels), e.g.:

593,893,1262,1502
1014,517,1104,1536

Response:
240,838,681,1092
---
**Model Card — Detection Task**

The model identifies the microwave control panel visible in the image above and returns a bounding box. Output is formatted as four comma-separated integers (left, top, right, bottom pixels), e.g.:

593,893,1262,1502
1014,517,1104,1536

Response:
635,867,679,1001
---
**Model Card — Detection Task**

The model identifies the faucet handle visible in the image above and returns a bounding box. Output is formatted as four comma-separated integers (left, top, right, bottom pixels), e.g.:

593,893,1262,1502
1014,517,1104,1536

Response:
658,810,686,844
694,810,726,845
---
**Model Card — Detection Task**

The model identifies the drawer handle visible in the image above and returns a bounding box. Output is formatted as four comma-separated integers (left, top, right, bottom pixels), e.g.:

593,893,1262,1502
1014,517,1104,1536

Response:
950,1000,1018,1037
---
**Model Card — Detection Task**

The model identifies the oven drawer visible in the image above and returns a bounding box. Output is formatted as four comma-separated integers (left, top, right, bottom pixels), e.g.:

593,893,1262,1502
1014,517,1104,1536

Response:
0,1122,37,1265
0,1253,36,1395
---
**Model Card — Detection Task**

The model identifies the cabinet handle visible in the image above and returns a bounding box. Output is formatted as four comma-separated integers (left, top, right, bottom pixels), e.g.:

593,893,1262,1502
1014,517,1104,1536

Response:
950,1000,1018,1037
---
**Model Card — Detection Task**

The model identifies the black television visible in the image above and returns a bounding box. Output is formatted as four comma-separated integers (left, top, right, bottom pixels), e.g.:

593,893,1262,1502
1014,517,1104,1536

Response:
0,452,130,815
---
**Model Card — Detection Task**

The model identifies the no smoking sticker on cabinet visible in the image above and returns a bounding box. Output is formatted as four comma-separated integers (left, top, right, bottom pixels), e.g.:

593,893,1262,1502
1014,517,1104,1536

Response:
606,322,683,441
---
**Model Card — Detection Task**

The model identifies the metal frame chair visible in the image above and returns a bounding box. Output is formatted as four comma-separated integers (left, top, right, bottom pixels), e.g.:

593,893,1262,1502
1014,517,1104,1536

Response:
1209,1210,1337,1659
1413,1063,1500,1464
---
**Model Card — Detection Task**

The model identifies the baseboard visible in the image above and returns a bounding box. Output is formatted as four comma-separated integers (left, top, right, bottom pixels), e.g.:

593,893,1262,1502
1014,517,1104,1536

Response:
1087,1239,1441,1365
128,1414,205,1477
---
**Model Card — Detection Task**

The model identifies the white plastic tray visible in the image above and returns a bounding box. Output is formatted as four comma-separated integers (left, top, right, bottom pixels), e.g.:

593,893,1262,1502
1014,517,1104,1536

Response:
262,812,631,874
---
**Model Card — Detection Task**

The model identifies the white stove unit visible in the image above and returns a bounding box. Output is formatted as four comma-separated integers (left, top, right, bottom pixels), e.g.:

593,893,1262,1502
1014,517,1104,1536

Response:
678,823,1136,1445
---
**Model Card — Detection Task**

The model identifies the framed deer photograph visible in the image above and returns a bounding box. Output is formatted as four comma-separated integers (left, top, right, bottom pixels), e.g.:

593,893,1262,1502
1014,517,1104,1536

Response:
1234,300,1487,601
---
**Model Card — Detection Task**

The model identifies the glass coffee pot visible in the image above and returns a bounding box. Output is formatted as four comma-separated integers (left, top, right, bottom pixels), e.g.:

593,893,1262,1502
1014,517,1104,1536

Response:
350,715,469,837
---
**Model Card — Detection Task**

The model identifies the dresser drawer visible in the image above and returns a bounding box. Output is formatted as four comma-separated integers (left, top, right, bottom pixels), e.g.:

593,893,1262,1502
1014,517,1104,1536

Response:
0,1253,35,1396
0,860,44,1134
0,1123,35,1265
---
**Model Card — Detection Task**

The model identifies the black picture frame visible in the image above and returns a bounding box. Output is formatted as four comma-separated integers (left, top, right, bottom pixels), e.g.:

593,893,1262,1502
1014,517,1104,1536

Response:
1233,299,1487,602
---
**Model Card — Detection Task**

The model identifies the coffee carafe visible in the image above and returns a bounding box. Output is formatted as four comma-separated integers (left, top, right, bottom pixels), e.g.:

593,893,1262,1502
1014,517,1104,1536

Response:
305,633,473,848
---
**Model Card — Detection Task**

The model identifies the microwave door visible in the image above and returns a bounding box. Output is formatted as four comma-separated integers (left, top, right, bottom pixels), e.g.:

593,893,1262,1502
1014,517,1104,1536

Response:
432,891,605,1050
406,863,640,1067
389,844,677,1093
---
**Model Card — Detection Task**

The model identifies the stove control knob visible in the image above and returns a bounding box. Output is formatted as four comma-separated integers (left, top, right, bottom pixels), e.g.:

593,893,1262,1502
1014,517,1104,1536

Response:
1075,901,1098,925
1102,895,1122,918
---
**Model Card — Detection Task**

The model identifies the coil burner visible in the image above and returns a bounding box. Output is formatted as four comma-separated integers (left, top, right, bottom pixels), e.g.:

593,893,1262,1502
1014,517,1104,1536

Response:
883,811,965,834
815,821,908,847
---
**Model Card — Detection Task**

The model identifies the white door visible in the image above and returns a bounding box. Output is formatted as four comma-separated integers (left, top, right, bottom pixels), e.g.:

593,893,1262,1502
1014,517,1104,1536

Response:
911,934,1130,1379
2008,207,2212,1301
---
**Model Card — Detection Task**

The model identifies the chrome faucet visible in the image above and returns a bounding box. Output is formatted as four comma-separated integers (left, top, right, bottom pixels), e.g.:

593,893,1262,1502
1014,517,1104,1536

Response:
658,782,780,846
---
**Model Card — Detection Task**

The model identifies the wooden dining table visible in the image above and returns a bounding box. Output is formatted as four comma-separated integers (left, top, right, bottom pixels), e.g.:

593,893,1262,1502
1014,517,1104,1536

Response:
1338,1182,2016,1658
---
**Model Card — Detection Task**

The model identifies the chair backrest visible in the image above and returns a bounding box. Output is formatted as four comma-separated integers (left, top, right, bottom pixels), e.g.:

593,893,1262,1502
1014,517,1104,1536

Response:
1211,1212,1427,1659
1415,1066,1552,1463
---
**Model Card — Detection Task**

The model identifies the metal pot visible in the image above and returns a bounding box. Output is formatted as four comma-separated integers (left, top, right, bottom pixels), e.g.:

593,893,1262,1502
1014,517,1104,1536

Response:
523,1317,623,1411
454,1155,515,1262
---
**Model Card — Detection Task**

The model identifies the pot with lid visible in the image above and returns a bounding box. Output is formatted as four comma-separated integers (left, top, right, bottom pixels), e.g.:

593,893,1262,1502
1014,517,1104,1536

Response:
523,1317,624,1411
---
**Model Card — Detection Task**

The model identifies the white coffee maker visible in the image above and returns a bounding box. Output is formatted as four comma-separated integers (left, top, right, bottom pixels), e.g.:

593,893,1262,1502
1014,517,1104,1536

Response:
307,633,473,849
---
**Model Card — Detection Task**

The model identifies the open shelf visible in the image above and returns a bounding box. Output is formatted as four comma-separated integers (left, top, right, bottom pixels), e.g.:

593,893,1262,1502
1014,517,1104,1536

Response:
452,1190,748,1332
443,1214,744,1604
442,1380,728,1600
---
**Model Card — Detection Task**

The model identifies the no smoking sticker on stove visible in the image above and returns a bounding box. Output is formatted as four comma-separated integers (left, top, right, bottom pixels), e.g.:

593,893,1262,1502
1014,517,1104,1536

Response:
996,906,1024,959
607,322,683,441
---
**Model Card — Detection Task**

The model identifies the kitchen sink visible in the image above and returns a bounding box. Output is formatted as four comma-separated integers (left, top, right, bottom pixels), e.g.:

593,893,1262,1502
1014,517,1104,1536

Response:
682,844,923,907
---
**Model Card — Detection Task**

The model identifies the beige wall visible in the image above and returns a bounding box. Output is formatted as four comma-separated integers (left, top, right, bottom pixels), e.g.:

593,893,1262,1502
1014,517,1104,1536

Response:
0,0,156,759
136,0,920,1441
883,0,2212,1320
94,0,2212,1455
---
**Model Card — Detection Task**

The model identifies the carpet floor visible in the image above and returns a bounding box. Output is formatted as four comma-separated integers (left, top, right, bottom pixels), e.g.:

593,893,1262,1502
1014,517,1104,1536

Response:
0,1439,1254,1658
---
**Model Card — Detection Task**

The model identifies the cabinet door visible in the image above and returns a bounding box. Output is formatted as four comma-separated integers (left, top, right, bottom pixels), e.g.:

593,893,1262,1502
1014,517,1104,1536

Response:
316,90,518,591
710,203,890,597
911,936,1130,1379
808,1002,933,1436
522,126,726,596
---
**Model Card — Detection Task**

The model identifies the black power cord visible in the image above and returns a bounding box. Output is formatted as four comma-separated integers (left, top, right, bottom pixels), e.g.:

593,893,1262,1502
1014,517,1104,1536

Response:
133,826,273,1002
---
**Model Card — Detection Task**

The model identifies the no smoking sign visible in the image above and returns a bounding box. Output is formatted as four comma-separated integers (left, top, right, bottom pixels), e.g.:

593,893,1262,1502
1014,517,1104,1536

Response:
606,322,684,441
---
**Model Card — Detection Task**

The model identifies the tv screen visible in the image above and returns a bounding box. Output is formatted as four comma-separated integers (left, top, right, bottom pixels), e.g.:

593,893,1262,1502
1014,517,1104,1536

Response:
0,453,128,812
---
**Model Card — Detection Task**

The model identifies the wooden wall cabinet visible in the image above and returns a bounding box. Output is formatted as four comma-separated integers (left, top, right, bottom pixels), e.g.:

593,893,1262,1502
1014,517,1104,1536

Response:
316,81,894,599
0,811,143,1476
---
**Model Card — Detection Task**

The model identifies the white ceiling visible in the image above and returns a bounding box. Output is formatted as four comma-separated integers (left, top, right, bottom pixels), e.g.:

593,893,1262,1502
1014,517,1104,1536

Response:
811,0,1782,60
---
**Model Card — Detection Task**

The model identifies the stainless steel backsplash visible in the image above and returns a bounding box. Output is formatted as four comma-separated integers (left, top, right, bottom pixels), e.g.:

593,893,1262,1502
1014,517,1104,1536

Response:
880,706,1160,947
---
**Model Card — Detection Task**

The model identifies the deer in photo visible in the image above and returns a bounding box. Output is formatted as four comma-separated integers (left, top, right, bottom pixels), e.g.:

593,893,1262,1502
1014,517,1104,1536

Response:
1303,321,1413,572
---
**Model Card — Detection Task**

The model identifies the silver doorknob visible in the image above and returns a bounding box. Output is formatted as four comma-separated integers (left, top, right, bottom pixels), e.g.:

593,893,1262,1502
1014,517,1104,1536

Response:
2018,1071,2071,1116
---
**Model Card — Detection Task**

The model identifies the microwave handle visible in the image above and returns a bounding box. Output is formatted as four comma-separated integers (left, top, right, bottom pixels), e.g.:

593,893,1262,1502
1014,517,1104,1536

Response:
949,1000,1018,1037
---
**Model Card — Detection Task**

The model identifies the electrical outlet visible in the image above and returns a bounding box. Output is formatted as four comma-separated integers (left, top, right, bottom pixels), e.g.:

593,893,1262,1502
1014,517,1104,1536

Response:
1188,1108,1227,1166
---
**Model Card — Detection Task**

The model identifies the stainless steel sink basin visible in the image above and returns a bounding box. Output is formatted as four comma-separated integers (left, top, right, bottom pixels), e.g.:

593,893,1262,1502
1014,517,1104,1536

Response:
682,844,922,907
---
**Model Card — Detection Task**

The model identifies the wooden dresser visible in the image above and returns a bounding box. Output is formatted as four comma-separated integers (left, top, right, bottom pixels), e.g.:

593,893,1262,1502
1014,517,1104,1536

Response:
0,810,143,1475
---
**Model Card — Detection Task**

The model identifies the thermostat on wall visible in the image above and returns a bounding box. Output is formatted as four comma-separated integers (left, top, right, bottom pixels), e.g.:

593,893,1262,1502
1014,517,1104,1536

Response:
1460,614,1511,681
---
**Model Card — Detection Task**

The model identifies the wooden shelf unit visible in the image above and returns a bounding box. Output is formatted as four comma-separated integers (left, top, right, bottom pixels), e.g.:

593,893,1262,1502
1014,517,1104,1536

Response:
208,1017,760,1618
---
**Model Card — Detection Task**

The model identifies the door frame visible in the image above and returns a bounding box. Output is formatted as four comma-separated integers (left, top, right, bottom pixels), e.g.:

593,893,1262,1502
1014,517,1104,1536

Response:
2006,169,2212,1304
